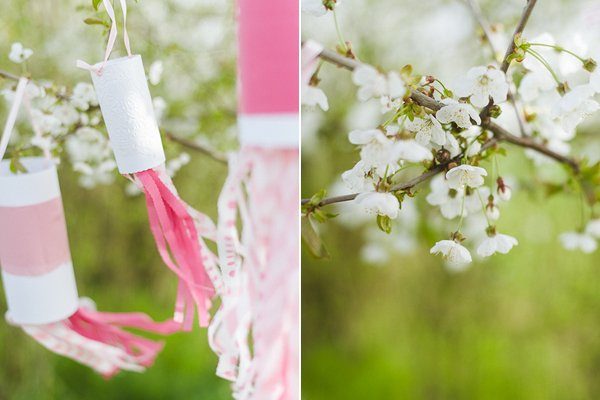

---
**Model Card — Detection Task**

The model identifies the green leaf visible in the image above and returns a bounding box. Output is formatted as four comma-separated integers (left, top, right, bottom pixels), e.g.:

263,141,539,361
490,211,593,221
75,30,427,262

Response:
9,156,27,174
84,17,109,27
92,0,102,11
376,214,392,234
301,216,330,259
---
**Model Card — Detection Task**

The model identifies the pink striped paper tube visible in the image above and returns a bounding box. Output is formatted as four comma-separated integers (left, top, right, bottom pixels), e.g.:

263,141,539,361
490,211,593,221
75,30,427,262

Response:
209,1,299,399
0,157,79,325
237,0,299,148
0,157,177,376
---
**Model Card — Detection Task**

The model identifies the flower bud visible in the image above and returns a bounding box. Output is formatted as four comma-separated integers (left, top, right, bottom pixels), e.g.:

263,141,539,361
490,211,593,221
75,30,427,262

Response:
583,58,597,73
485,204,500,220
496,177,512,201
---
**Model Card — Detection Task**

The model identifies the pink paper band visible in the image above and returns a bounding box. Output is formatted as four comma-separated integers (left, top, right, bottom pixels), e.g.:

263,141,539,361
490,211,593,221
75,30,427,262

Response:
0,197,71,276
237,0,299,114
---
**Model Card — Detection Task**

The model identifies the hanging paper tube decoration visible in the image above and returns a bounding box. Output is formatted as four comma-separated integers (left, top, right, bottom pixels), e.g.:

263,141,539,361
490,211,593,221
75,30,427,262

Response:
77,0,220,331
208,0,299,398
0,79,180,377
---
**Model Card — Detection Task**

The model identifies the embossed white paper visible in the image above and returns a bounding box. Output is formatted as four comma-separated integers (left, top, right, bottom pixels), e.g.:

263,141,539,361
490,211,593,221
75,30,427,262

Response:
90,55,165,174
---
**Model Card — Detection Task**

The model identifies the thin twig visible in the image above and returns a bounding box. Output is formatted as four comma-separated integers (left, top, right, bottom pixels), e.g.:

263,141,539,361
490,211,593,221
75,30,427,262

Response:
500,0,538,73
165,132,228,164
465,0,529,137
0,69,20,82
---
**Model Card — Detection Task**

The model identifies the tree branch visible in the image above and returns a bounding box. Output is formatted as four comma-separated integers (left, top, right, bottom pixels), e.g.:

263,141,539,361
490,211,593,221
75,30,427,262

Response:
465,0,529,137
500,0,538,73
165,132,228,164
0,69,20,82
302,43,580,207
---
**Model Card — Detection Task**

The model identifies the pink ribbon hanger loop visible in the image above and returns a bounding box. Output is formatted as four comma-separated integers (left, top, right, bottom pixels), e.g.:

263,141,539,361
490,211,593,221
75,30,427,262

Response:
76,0,132,75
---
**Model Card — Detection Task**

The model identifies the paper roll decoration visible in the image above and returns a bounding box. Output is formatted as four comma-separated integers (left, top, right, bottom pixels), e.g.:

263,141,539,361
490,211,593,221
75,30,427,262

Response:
0,157,79,325
90,55,165,174
0,157,179,376
209,0,300,399
236,0,299,148
80,54,219,330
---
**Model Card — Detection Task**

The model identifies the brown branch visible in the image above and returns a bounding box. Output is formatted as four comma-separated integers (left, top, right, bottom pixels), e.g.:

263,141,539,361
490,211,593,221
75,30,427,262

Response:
0,69,20,82
465,0,529,137
303,43,580,207
165,132,228,164
500,0,538,73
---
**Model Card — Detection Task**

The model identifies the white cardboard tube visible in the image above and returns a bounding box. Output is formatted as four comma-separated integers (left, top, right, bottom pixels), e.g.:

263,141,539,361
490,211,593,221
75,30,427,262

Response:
0,158,79,325
90,55,165,174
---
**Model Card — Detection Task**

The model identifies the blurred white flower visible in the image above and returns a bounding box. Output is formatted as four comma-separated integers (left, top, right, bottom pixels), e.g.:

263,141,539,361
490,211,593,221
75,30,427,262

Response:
552,85,599,132
30,109,64,136
477,232,518,257
585,219,600,238
302,85,329,111
355,191,399,219
30,135,55,154
519,70,555,102
166,152,191,177
430,239,472,265
301,0,329,16
9,42,33,63
148,60,164,85
435,99,481,128
153,97,167,121
560,231,597,253
405,115,445,146
71,82,98,111
455,66,509,108
66,127,116,188
445,165,487,189
485,204,500,221
53,104,80,126
590,69,600,93
352,66,404,103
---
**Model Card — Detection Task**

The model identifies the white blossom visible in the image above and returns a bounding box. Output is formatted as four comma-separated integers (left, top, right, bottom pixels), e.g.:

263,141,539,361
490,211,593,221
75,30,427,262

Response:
302,85,329,111
394,140,432,163
430,240,472,265
590,69,600,93
349,128,399,176
445,165,487,189
341,160,375,192
153,97,167,121
52,104,80,126
355,191,400,219
477,232,518,257
455,66,509,108
166,152,191,177
435,99,481,128
552,85,599,132
560,231,597,253
71,82,98,111
148,60,164,85
485,204,500,221
8,42,33,63
585,219,600,238
352,66,404,102
405,115,446,146
519,70,555,102
497,185,511,201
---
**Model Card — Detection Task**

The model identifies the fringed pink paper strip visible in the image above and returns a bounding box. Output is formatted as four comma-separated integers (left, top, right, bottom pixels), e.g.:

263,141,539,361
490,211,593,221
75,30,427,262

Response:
210,147,299,400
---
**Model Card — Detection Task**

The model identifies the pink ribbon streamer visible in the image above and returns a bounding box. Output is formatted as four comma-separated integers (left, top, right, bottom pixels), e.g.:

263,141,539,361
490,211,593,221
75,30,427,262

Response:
134,167,218,330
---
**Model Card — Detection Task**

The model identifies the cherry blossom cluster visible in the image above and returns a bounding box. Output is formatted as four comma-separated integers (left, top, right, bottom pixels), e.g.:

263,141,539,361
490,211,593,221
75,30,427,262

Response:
302,1,600,268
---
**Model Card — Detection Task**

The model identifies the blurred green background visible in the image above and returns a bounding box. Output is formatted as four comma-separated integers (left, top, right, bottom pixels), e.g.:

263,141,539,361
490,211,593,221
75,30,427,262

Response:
302,0,600,399
1,0,236,398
